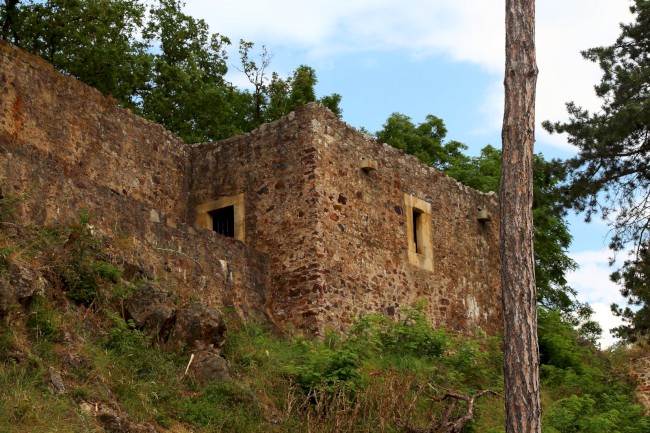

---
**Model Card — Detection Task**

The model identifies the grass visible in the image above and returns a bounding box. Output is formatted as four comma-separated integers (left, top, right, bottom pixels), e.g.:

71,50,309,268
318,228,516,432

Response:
0,196,648,432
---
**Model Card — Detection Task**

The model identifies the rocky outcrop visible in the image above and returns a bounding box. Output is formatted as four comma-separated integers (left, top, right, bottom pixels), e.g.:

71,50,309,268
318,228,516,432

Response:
0,262,46,316
168,301,226,351
124,283,176,343
80,402,157,433
124,284,230,382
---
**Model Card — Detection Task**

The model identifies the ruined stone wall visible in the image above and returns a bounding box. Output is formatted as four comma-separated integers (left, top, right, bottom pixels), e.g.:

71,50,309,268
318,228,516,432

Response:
0,41,502,334
307,107,502,334
0,40,188,224
190,112,325,330
630,355,650,411
0,41,269,318
192,104,501,334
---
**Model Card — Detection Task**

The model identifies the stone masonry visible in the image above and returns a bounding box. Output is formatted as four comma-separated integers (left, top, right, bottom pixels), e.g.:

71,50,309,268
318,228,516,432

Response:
190,107,502,334
1,40,501,335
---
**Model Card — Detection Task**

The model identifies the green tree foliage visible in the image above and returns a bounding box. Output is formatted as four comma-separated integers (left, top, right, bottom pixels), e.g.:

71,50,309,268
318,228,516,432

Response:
0,0,340,143
1,0,19,41
238,42,342,126
4,0,152,110
539,308,649,433
448,147,584,318
542,1,650,341
611,248,650,342
375,113,468,169
140,0,243,142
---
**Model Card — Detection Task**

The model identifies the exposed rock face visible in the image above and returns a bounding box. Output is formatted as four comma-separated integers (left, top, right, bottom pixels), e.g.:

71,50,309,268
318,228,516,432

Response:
169,301,226,351
48,366,66,395
124,283,176,342
81,402,158,433
123,285,230,382
189,349,232,382
0,262,46,315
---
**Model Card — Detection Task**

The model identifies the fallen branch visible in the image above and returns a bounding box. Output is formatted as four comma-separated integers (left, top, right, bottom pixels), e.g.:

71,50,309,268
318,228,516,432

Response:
405,385,503,433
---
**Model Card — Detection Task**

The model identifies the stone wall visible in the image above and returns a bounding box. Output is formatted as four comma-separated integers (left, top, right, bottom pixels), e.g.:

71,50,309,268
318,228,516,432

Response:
1,40,502,335
630,354,650,411
192,104,502,334
309,107,502,334
0,40,269,318
190,112,325,330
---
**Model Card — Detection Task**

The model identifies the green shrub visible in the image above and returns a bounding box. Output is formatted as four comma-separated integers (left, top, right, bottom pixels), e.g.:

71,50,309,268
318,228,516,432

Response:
543,394,650,433
25,297,62,343
0,192,23,222
348,305,448,359
179,381,263,430
290,335,364,391
55,212,121,305
105,312,148,354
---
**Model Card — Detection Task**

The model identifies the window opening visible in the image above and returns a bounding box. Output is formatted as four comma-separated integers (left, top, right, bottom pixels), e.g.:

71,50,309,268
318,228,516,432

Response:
209,205,235,237
413,209,422,253
404,193,433,272
195,193,245,242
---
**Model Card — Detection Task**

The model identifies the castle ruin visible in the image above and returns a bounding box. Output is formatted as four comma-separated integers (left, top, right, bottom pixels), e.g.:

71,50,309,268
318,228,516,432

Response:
0,40,502,335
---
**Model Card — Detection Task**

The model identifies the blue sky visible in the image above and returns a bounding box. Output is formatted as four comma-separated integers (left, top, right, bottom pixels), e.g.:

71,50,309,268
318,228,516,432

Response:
183,0,635,346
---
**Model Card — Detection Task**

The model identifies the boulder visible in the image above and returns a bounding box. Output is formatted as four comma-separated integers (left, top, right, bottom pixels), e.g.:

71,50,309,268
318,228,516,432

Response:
81,402,157,433
189,350,231,382
0,263,46,315
168,302,226,352
124,283,176,342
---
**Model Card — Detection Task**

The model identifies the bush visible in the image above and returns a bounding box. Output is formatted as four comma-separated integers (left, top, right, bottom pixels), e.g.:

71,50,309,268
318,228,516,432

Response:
25,297,62,343
178,381,263,430
54,212,121,305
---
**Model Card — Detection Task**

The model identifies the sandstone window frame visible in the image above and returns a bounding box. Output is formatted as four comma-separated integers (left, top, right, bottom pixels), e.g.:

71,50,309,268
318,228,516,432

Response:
404,193,433,272
196,193,245,242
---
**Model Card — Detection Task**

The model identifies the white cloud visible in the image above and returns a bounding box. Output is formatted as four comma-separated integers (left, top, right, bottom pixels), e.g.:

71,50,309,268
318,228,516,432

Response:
185,1,504,68
590,302,624,348
185,0,632,152
567,247,631,347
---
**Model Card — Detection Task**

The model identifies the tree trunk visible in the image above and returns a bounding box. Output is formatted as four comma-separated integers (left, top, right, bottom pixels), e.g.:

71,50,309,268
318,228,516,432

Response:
500,0,541,432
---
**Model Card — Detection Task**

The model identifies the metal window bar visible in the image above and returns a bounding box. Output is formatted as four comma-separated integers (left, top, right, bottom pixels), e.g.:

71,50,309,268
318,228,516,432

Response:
209,206,235,238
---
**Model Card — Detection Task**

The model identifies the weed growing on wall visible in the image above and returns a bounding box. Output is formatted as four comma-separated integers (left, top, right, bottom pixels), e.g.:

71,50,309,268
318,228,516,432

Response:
54,212,121,305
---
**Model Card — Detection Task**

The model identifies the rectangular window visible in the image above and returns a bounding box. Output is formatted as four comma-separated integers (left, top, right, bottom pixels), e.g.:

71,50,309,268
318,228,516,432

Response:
413,208,423,254
195,193,245,242
404,193,433,272
209,205,235,237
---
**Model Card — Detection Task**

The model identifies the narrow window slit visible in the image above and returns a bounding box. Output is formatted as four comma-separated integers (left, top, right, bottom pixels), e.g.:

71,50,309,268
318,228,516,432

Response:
413,209,422,254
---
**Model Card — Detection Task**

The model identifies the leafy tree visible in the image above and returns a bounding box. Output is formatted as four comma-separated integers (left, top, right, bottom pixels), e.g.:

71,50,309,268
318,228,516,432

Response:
610,248,650,341
449,147,591,324
4,0,152,111
375,113,469,169
237,40,271,126
539,308,650,433
1,0,20,41
543,0,650,341
238,42,343,125
140,0,243,142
